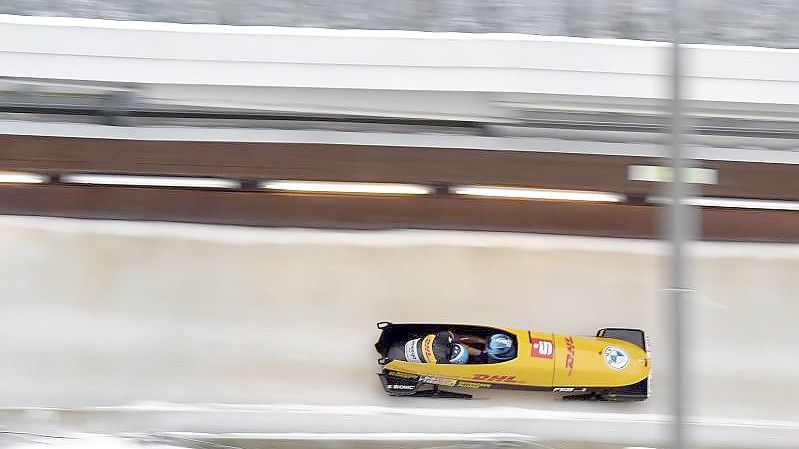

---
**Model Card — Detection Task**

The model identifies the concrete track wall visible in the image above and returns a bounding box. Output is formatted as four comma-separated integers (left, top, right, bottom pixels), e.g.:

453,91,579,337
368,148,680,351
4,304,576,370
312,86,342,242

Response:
1,216,798,444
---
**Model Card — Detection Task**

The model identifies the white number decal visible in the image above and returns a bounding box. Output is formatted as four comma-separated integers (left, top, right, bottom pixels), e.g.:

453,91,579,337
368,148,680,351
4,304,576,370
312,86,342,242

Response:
537,341,553,355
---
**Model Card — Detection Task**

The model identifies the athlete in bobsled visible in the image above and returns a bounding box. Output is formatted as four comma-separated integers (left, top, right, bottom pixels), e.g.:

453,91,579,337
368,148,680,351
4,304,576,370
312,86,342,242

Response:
394,331,516,364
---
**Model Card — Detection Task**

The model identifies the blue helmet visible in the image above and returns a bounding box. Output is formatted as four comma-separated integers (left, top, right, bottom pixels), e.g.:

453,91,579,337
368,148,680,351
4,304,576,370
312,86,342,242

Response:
486,334,515,361
449,343,470,364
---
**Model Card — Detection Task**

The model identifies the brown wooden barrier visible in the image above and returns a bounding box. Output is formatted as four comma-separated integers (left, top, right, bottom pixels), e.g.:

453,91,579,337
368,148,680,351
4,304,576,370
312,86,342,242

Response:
1,134,797,200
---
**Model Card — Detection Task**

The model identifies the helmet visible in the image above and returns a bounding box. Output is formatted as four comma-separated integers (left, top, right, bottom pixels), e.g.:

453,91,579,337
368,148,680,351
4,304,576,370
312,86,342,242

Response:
486,334,515,361
405,332,453,363
449,343,470,364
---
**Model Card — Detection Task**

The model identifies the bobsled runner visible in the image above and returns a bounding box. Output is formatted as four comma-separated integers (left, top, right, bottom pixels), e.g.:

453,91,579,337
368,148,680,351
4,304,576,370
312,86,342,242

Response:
374,322,651,401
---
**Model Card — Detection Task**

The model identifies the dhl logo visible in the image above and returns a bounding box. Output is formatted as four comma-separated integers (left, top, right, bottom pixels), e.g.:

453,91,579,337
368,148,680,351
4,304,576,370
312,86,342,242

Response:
421,334,437,364
472,374,521,383
565,336,575,376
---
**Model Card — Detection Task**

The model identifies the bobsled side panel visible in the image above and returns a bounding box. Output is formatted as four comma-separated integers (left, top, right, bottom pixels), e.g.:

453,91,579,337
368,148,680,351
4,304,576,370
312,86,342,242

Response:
552,335,650,387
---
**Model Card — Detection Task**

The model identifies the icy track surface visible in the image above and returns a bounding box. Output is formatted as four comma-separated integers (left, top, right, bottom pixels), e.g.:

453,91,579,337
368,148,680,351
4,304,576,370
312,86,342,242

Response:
1,216,798,447
1,434,181,449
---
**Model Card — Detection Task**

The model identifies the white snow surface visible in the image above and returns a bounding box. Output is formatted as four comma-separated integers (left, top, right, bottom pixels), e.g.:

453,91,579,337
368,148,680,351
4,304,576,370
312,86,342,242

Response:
1,216,798,447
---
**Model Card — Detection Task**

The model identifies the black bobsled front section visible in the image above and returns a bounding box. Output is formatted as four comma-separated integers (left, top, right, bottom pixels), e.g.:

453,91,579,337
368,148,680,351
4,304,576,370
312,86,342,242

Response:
596,327,648,351
594,327,651,401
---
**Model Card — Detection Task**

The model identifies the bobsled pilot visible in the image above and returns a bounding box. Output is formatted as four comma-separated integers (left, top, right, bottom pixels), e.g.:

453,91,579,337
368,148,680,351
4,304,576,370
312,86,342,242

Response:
391,331,516,364
455,333,516,363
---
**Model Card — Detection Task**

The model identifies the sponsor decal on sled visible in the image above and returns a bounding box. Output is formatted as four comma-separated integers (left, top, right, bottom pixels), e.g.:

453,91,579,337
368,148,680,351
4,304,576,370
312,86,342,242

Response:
603,346,630,370
564,336,575,375
458,381,492,389
553,387,588,393
528,331,554,359
472,374,521,383
419,376,458,387
387,370,418,380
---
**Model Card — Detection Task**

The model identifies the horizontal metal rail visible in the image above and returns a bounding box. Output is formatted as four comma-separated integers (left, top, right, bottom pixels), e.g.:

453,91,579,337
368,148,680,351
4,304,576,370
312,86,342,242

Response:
2,100,798,139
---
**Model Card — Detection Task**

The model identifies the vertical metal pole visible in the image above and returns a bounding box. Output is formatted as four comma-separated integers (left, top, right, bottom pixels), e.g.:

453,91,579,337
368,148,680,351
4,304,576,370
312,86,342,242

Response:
669,0,689,447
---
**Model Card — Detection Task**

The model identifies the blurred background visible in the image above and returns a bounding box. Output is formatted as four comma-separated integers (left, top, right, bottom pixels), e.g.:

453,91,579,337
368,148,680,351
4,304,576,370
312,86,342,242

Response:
2,0,799,47
0,1,797,449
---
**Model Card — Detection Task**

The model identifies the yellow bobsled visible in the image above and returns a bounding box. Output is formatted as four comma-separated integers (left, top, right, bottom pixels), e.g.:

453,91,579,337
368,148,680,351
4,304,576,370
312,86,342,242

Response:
374,322,651,401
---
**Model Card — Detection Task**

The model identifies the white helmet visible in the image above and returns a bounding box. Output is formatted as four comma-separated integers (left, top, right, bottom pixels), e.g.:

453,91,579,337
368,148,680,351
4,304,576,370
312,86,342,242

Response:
449,343,470,364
